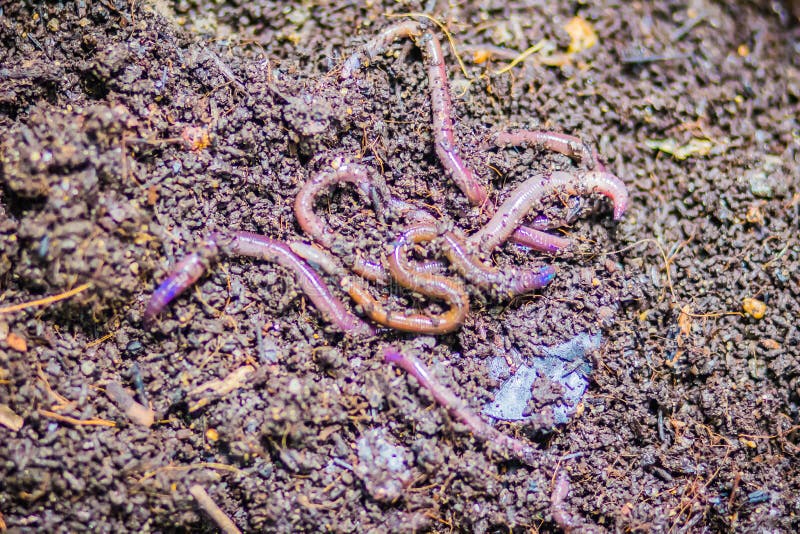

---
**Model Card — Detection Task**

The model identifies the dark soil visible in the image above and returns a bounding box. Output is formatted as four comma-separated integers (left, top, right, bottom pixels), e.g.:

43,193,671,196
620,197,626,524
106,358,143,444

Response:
2,1,799,532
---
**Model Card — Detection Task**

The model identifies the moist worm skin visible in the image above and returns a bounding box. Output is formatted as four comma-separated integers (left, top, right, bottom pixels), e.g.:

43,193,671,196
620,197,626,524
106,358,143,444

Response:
492,129,606,172
339,226,470,334
383,347,541,466
145,232,374,337
343,278,466,334
294,164,396,283
144,239,219,324
340,21,567,254
295,163,442,284
294,164,379,250
223,232,374,336
396,223,555,297
470,170,629,253
550,470,578,532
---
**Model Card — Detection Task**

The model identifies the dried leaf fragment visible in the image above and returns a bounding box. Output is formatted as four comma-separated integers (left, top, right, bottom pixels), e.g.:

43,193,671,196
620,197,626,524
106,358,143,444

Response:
646,137,714,160
742,297,766,319
0,404,24,431
6,332,27,352
564,16,598,54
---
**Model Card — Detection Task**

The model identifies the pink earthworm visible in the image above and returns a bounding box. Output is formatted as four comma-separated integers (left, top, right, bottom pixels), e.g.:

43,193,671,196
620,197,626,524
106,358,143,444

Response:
469,170,629,253
550,469,577,532
338,223,471,334
295,163,444,285
341,231,470,334
492,129,607,172
340,20,422,79
382,347,541,466
144,231,374,336
394,223,555,297
294,163,396,282
294,164,381,250
144,237,220,325
342,274,468,334
290,241,404,285
341,21,567,254
287,242,347,277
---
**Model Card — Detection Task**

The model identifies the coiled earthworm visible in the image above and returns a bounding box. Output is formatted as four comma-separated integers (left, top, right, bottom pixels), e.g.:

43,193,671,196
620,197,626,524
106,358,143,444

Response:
341,276,465,334
145,231,374,337
339,229,470,334
383,347,541,466
470,170,629,253
340,21,577,254
294,163,395,283
394,223,555,297
294,164,381,250
295,163,442,284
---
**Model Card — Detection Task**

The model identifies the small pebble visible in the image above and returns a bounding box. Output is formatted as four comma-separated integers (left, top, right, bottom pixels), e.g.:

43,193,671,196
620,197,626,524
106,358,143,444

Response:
80,360,96,376
748,171,772,198
125,340,143,356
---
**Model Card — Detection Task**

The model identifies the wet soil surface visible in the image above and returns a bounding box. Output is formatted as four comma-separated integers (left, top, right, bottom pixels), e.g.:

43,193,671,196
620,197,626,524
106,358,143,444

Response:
2,1,799,532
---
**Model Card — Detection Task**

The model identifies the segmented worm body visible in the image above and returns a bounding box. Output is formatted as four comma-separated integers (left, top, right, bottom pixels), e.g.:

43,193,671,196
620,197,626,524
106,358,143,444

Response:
470,171,629,253
144,238,218,324
340,228,471,334
394,223,555,297
145,231,374,336
340,20,569,254
294,164,381,250
383,347,541,466
550,470,577,532
492,129,606,172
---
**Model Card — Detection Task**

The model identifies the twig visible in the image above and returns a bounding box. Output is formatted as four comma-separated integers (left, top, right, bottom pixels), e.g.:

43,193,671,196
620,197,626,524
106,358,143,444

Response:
138,462,245,482
37,409,116,427
494,40,547,75
0,283,92,314
188,484,243,534
188,365,255,412
0,404,24,431
105,382,155,427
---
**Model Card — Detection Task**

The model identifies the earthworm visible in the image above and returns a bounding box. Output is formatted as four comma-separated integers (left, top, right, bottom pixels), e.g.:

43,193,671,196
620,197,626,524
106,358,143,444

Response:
294,164,380,250
220,232,374,336
492,129,606,172
470,170,629,253
145,232,374,336
294,164,395,282
420,30,490,208
394,223,555,297
144,238,219,324
550,469,577,532
340,20,422,79
341,22,574,254
337,225,470,334
296,163,443,284
383,347,541,466
343,248,469,334
290,241,410,285
288,242,346,277
509,225,571,253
